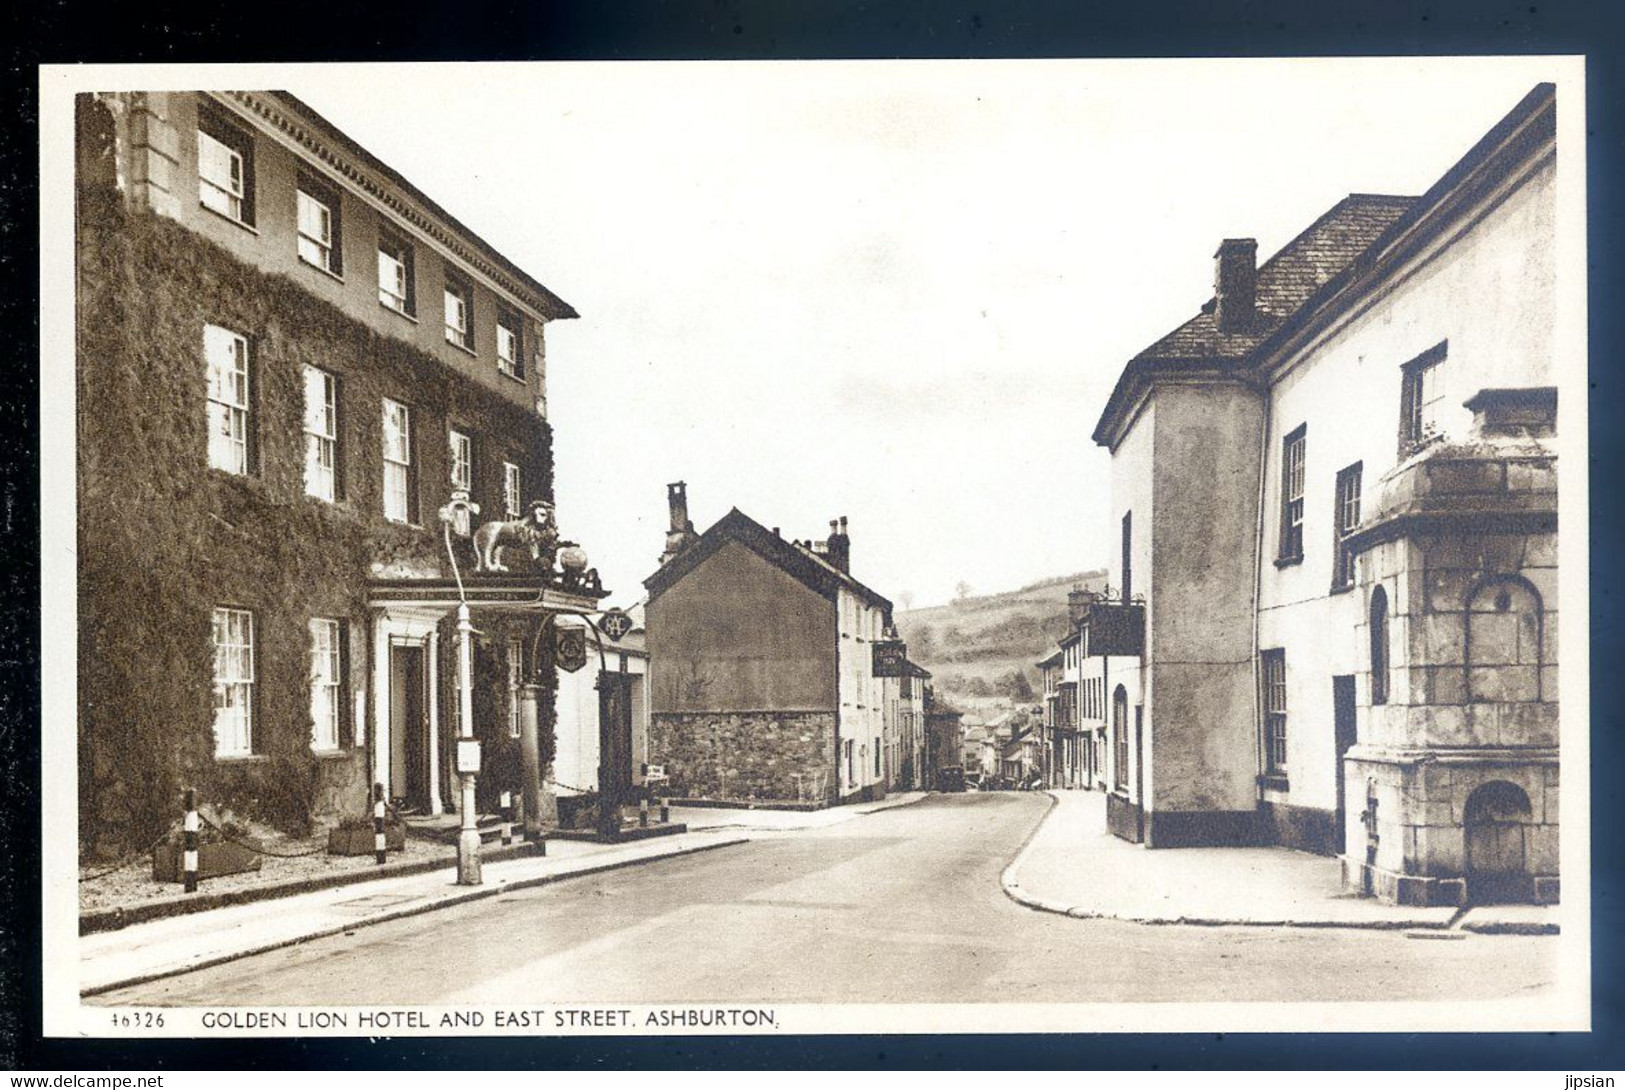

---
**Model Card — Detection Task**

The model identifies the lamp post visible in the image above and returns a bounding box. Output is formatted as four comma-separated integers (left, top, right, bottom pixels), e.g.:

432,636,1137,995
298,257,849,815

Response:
440,488,483,886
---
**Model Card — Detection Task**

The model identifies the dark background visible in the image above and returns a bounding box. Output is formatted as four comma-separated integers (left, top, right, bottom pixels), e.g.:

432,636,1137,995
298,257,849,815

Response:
4,0,1622,1071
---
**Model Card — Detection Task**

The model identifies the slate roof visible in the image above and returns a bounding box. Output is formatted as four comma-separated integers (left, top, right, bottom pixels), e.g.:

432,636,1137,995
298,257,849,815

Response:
1094,82,1558,450
643,506,893,614
1132,194,1416,365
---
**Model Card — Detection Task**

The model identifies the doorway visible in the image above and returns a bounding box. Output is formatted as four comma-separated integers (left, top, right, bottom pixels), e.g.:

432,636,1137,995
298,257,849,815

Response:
389,643,430,811
1464,780,1534,903
1332,675,1357,853
1133,704,1145,841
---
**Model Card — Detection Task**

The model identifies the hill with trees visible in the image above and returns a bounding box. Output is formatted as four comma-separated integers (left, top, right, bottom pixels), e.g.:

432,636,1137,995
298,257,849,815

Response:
896,569,1108,705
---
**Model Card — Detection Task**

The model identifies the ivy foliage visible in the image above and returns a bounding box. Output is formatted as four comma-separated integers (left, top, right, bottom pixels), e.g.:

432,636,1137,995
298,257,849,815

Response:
77,193,555,855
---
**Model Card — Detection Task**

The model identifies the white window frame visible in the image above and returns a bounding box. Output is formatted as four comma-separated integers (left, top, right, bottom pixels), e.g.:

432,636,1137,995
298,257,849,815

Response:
197,127,246,221
449,429,473,492
506,638,524,739
444,281,470,348
497,316,522,377
1280,426,1307,560
303,365,338,502
296,186,337,273
503,461,521,519
212,607,255,758
378,237,412,314
309,618,342,751
1262,648,1289,775
382,398,412,523
205,324,250,475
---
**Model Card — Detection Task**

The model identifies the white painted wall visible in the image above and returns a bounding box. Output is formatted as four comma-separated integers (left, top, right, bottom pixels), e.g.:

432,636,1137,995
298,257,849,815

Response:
552,621,651,796
1257,157,1557,814
836,587,887,795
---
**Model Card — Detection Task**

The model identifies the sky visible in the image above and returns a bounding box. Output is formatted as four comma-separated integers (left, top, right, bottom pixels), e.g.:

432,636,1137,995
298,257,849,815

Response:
281,57,1569,608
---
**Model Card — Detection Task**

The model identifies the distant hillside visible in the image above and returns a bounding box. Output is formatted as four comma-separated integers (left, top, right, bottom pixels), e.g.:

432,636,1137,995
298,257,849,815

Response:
896,570,1108,703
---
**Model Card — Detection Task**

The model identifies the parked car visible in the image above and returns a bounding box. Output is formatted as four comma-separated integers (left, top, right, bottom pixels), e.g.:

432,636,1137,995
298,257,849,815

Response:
935,766,967,793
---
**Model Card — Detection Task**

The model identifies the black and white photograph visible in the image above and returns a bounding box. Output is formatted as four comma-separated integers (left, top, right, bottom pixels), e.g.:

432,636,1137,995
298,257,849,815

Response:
37,55,1589,1041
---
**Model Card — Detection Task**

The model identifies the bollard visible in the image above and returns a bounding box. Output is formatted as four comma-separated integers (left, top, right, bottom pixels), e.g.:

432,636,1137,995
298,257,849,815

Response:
660,797,670,824
183,788,199,894
500,791,513,847
639,795,649,828
373,782,387,866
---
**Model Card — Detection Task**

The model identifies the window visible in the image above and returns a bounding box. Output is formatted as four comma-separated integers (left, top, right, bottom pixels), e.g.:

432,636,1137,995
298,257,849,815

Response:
506,638,525,739
296,178,342,275
382,398,414,523
444,274,473,350
196,111,254,225
1399,341,1449,454
303,365,339,502
1261,649,1288,776
378,233,416,315
1331,462,1363,590
309,618,342,751
497,310,525,379
1278,425,1307,562
1370,587,1390,705
1120,511,1133,602
211,608,255,757
204,324,251,475
448,429,473,492
503,461,522,519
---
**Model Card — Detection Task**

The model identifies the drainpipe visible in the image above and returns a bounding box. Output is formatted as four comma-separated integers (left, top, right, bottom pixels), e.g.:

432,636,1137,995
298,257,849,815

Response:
1250,380,1272,812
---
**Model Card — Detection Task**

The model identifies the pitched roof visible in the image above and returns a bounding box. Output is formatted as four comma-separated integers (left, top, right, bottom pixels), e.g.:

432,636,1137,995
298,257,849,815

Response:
257,93,579,322
1093,81,1559,452
1091,194,1414,446
1136,195,1416,364
642,506,893,613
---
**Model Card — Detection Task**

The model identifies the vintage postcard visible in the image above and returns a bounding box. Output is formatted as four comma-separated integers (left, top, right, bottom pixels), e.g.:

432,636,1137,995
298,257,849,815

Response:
38,56,1590,1038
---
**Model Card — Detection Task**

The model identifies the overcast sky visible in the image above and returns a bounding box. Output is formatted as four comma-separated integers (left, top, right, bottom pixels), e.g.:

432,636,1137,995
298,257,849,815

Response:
283,58,1566,608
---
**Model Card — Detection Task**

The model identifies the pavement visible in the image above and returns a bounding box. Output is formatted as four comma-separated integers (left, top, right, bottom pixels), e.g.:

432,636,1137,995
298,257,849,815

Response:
1003,789,1561,932
80,791,927,997
91,792,1559,1008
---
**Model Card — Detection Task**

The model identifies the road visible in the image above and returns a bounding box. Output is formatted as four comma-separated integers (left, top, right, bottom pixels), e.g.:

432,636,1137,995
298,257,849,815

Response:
95,792,1555,1006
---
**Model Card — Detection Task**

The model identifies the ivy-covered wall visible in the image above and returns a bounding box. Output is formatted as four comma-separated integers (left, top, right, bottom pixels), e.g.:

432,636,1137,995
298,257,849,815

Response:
76,189,557,855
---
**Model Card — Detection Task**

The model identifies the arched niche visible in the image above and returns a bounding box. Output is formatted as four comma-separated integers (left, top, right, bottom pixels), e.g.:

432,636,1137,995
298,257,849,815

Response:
1463,779,1535,903
1464,574,1544,703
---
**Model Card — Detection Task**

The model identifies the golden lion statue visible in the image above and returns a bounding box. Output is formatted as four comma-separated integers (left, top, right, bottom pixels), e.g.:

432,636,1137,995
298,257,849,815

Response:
474,500,559,574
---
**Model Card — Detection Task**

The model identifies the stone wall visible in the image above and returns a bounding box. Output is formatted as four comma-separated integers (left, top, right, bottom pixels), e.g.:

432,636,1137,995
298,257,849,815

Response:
649,711,837,804
1342,397,1558,905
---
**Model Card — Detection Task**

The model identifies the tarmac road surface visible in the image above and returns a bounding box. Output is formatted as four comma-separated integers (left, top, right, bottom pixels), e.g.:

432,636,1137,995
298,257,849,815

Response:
94,791,1556,1007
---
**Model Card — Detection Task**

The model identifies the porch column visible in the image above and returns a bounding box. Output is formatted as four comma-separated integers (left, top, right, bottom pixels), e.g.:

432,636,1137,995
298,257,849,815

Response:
427,627,443,815
371,612,389,794
519,682,557,834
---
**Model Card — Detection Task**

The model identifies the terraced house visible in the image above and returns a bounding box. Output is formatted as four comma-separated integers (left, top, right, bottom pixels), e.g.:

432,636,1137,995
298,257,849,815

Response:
642,485,903,805
75,91,591,853
1088,84,1566,905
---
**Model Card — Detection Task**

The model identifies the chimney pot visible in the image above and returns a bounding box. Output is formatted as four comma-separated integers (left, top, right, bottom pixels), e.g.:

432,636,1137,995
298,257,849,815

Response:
1214,238,1258,334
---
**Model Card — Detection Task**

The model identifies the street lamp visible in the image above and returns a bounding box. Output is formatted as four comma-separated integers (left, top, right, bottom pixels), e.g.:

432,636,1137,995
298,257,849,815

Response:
440,488,483,886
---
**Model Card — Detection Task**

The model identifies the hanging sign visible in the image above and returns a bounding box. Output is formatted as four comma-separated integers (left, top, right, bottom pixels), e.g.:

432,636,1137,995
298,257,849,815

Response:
556,625,589,674
598,607,635,642
872,639,908,678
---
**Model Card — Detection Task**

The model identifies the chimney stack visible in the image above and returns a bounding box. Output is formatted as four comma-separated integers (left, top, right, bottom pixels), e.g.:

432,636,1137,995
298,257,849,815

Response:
826,516,851,573
1213,238,1258,334
1067,587,1098,628
660,481,698,566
